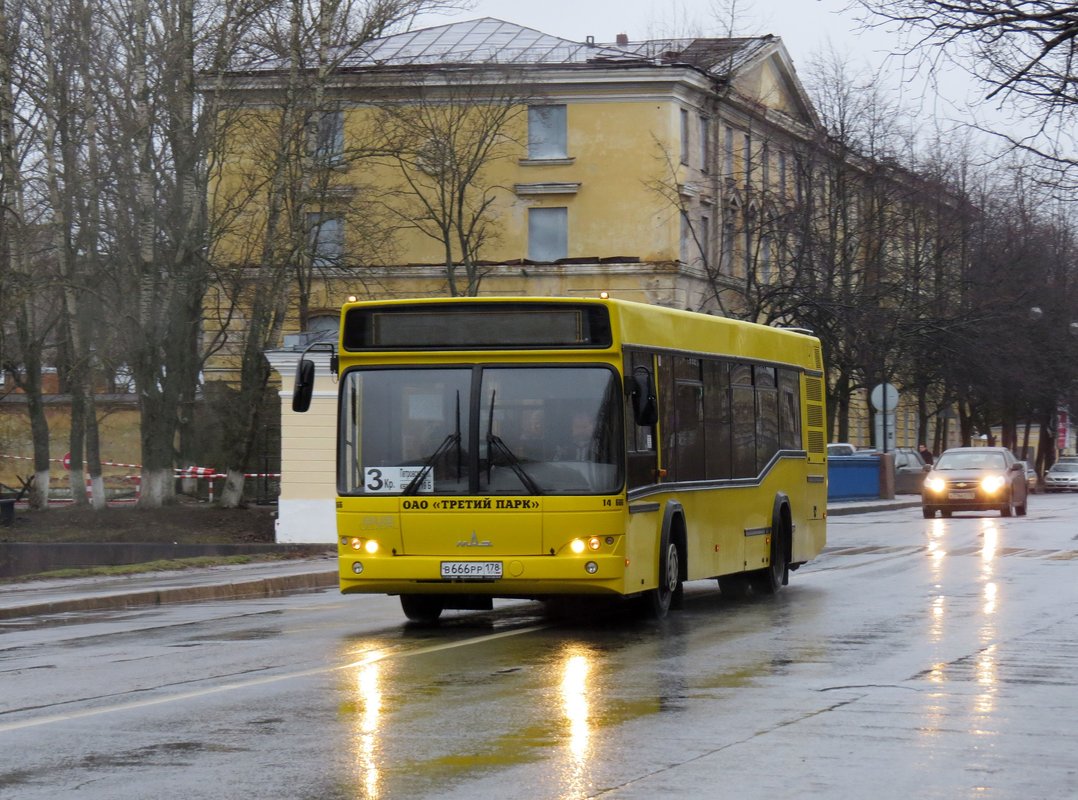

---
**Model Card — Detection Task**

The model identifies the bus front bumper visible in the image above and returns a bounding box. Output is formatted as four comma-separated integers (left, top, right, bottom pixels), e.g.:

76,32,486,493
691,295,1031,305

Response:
339,553,631,598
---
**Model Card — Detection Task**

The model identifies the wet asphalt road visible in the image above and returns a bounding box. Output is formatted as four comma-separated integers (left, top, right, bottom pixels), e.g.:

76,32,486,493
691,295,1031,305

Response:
3,495,1078,799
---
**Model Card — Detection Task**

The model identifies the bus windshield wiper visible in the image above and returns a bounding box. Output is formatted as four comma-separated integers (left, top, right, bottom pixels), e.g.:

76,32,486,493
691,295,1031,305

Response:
403,391,461,496
485,389,542,495
487,432,542,495
402,432,460,495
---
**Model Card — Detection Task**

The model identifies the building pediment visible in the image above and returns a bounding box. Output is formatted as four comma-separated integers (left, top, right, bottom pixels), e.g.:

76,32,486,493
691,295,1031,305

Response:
724,38,821,130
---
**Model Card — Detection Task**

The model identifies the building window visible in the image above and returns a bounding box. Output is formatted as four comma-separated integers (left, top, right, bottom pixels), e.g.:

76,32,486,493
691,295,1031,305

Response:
744,225,752,276
528,207,568,261
307,313,339,336
528,105,567,159
722,220,734,274
700,214,710,265
113,363,135,394
313,110,344,164
679,211,691,264
308,213,343,266
724,126,734,178
762,143,770,192
778,151,788,199
699,115,709,171
743,133,752,186
679,108,690,165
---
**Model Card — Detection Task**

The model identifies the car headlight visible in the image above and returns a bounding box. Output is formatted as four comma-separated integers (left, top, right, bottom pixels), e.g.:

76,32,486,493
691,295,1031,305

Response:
981,475,1006,493
925,476,946,493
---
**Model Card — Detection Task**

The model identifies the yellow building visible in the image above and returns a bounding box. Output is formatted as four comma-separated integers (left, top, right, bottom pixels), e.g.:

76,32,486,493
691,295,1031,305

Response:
209,19,824,315
209,18,836,540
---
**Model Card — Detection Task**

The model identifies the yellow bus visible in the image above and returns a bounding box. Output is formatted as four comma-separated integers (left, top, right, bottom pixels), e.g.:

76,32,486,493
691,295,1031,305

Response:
292,296,827,621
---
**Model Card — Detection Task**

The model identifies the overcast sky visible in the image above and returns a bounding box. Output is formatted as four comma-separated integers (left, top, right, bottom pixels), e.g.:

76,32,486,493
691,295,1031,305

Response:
412,0,999,140
416,0,884,68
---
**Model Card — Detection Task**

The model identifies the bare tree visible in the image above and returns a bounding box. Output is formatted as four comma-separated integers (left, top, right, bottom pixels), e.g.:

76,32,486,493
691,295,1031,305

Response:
0,0,58,508
206,0,465,507
370,68,528,297
852,0,1078,189
779,47,943,443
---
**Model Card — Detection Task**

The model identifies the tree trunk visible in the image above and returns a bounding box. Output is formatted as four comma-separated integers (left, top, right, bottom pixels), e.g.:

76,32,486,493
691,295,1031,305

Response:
140,468,174,507
218,468,246,508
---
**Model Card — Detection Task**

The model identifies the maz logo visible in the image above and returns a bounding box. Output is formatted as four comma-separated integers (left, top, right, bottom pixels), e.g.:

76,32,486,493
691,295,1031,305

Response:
457,531,492,547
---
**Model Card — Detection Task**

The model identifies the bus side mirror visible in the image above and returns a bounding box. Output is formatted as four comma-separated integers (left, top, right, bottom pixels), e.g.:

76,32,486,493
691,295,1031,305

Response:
292,359,315,412
628,368,658,427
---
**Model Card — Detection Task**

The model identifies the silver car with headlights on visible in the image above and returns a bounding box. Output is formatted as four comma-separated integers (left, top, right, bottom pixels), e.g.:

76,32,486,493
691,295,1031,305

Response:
922,446,1028,519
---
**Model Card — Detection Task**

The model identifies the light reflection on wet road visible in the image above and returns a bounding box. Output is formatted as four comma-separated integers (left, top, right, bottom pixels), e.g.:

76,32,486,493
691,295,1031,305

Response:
3,496,1078,798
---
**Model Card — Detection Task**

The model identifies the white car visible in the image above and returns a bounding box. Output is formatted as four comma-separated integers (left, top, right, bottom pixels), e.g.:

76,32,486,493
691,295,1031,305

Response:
1044,461,1078,492
827,443,857,457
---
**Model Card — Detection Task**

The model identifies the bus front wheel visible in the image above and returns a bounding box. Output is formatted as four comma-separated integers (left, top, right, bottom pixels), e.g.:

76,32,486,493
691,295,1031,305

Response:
646,535,682,619
400,595,444,623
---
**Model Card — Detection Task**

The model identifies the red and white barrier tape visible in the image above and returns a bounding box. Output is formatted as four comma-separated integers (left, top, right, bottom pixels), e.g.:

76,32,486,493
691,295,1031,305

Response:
2,454,279,480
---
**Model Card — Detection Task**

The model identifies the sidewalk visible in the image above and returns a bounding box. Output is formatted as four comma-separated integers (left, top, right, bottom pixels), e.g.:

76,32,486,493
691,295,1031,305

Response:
0,499,919,621
0,555,339,621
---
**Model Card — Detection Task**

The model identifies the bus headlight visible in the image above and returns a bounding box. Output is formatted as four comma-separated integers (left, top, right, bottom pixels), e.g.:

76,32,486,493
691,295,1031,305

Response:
981,475,1005,494
352,561,364,574
570,539,586,554
585,561,598,574
587,537,602,551
348,537,379,554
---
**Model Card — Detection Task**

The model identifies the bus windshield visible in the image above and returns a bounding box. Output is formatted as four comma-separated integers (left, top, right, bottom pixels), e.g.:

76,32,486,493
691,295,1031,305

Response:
340,365,623,496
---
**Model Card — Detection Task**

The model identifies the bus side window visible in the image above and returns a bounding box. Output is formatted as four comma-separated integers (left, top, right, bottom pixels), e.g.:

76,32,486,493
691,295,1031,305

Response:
625,350,657,489
731,363,756,478
674,357,705,481
778,368,801,450
755,366,778,473
703,359,732,479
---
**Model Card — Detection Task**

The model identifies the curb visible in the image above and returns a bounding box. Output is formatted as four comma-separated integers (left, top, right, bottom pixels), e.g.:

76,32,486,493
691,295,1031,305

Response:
827,499,921,516
0,570,338,621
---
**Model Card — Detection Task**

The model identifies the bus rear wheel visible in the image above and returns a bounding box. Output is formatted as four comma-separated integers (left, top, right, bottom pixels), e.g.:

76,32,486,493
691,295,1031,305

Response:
400,595,444,623
749,522,789,595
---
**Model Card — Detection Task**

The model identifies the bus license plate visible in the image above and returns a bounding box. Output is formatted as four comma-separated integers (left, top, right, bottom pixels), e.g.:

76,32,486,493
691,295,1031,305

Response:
949,490,975,500
441,561,502,580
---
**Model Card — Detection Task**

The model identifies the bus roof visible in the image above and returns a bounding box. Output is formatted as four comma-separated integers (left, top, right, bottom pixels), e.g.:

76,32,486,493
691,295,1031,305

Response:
337,296,821,371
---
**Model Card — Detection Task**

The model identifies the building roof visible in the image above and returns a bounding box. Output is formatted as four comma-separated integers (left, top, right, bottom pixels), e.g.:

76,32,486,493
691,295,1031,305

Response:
332,17,648,68
229,18,815,126
243,17,769,76
604,36,776,76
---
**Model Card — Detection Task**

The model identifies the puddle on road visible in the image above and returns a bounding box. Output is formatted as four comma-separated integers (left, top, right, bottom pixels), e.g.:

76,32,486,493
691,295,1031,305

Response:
79,740,249,769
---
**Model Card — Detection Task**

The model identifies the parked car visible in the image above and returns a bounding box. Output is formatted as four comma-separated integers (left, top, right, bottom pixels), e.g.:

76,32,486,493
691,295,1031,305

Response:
1044,461,1078,492
1021,461,1038,493
922,446,1029,519
827,442,857,457
892,447,929,494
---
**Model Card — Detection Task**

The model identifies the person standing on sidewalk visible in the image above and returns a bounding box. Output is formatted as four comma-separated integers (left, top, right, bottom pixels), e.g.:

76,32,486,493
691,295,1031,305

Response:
918,443,934,465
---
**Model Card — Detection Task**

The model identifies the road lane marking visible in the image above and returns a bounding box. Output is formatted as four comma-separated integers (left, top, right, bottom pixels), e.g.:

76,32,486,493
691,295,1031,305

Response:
0,623,547,733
